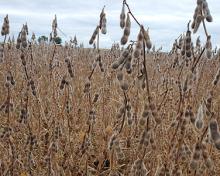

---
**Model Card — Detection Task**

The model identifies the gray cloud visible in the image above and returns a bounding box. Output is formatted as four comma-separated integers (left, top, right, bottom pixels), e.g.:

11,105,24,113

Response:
0,0,219,50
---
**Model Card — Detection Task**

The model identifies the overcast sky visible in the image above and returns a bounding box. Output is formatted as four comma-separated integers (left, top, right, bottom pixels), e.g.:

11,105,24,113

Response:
0,0,219,50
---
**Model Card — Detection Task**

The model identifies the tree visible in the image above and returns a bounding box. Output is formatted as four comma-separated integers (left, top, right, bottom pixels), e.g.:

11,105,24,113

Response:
54,36,62,45
38,35,48,43
73,35,77,46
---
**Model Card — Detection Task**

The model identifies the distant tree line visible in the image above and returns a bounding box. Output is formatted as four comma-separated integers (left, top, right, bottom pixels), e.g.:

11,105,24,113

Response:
38,35,62,44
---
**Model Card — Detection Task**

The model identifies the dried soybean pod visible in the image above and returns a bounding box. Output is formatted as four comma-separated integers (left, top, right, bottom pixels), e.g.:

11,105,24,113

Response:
190,142,202,170
121,13,131,45
195,104,204,130
121,35,128,45
193,15,203,34
196,36,201,48
100,8,107,34
206,9,213,22
185,23,192,58
124,13,131,36
89,26,99,45
143,28,152,49
133,28,143,58
181,35,186,56
209,119,220,142
205,35,212,59
120,4,126,29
